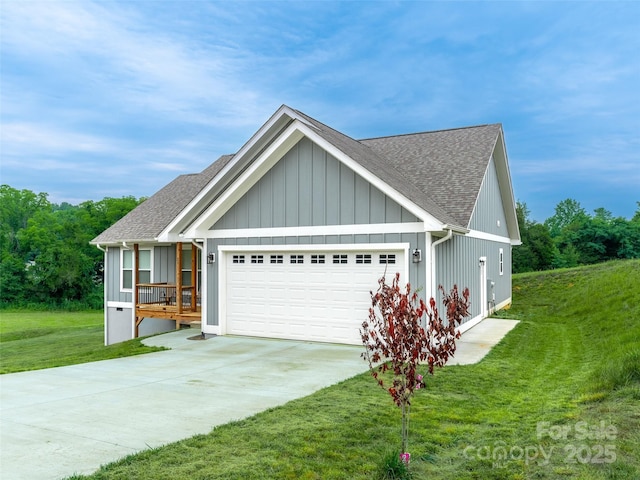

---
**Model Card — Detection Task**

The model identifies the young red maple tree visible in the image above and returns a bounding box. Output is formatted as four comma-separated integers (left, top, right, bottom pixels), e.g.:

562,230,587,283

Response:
360,272,470,456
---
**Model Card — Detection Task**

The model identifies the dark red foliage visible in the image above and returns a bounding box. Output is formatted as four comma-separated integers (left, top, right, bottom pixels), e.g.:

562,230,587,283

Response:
360,272,470,407
360,273,470,453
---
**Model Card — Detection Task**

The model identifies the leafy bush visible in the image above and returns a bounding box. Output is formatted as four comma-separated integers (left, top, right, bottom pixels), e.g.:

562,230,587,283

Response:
377,450,413,480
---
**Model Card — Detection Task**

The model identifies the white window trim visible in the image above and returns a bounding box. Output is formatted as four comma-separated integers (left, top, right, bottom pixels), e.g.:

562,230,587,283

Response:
499,248,504,276
120,247,153,293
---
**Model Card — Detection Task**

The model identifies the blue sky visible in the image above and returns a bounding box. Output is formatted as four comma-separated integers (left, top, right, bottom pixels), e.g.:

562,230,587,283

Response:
1,1,638,222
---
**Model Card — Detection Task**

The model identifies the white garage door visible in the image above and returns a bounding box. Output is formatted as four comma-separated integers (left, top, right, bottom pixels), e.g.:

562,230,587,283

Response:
224,249,405,345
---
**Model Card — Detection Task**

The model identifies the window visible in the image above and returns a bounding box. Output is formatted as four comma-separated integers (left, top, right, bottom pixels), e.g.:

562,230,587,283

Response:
251,255,264,264
311,254,325,264
232,255,245,264
121,248,151,291
290,254,304,264
270,255,283,264
356,254,372,264
181,248,202,286
332,254,348,264
499,248,504,276
380,254,396,264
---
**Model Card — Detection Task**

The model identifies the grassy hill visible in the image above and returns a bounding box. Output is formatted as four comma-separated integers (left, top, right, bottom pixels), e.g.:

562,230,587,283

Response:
59,260,640,478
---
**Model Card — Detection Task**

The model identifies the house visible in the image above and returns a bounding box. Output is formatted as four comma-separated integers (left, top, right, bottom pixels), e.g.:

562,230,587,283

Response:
91,105,521,345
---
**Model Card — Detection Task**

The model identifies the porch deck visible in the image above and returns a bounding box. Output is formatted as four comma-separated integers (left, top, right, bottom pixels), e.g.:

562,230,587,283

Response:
135,282,201,336
131,242,202,338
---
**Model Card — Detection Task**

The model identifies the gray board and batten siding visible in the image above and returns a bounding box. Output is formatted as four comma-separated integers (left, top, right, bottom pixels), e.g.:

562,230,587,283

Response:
213,137,420,230
435,155,513,320
435,235,512,321
468,156,510,236
105,245,178,303
206,137,427,327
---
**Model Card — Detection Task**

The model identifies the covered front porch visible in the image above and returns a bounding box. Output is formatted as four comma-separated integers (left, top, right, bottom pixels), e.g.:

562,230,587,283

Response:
132,242,202,338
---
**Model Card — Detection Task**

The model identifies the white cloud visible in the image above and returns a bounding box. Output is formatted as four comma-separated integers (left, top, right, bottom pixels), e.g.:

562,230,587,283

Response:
1,122,113,157
0,1,269,128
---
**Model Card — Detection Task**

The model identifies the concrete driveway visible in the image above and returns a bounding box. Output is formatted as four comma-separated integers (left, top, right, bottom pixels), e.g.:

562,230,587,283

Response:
1,333,369,480
0,319,518,480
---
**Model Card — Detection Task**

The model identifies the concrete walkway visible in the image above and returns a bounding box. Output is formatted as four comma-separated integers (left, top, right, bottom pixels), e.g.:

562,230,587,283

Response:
0,318,518,480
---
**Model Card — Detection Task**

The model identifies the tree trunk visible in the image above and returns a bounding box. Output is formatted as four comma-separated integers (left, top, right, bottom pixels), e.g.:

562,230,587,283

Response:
401,402,410,454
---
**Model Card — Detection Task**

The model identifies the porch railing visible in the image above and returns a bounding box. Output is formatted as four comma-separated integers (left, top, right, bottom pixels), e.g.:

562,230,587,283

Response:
136,283,199,312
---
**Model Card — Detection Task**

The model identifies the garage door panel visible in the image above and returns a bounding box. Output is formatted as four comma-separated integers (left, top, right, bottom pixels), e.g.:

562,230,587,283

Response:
225,249,404,345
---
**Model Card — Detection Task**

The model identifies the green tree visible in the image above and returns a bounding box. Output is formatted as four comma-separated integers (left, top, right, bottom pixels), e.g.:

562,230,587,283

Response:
0,185,50,255
513,201,554,272
548,201,640,267
545,198,589,238
0,185,143,307
632,202,640,223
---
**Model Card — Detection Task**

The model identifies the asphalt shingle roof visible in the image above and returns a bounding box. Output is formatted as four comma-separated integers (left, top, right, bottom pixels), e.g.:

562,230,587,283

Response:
91,154,233,244
92,108,502,244
361,124,502,227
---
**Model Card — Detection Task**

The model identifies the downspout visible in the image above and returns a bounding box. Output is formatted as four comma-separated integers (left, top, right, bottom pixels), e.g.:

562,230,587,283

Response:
430,228,453,299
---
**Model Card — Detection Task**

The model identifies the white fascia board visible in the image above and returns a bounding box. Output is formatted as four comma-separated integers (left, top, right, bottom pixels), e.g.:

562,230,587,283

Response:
493,130,521,244
91,239,154,247
294,122,444,232
184,123,305,238
158,106,300,242
210,222,424,239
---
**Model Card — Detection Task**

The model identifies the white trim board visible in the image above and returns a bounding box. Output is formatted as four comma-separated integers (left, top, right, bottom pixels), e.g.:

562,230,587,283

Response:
465,229,513,244
209,222,425,239
106,301,133,309
217,242,410,254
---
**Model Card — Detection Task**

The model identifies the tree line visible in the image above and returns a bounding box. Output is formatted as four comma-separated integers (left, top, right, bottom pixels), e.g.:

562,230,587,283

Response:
514,198,640,273
0,185,144,308
1,184,638,308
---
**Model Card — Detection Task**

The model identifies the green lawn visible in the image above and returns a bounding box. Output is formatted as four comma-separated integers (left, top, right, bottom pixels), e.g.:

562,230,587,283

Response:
0,310,165,373
60,259,639,480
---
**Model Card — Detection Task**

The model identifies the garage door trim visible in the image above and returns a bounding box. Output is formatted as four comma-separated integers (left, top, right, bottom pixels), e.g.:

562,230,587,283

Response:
218,242,410,339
